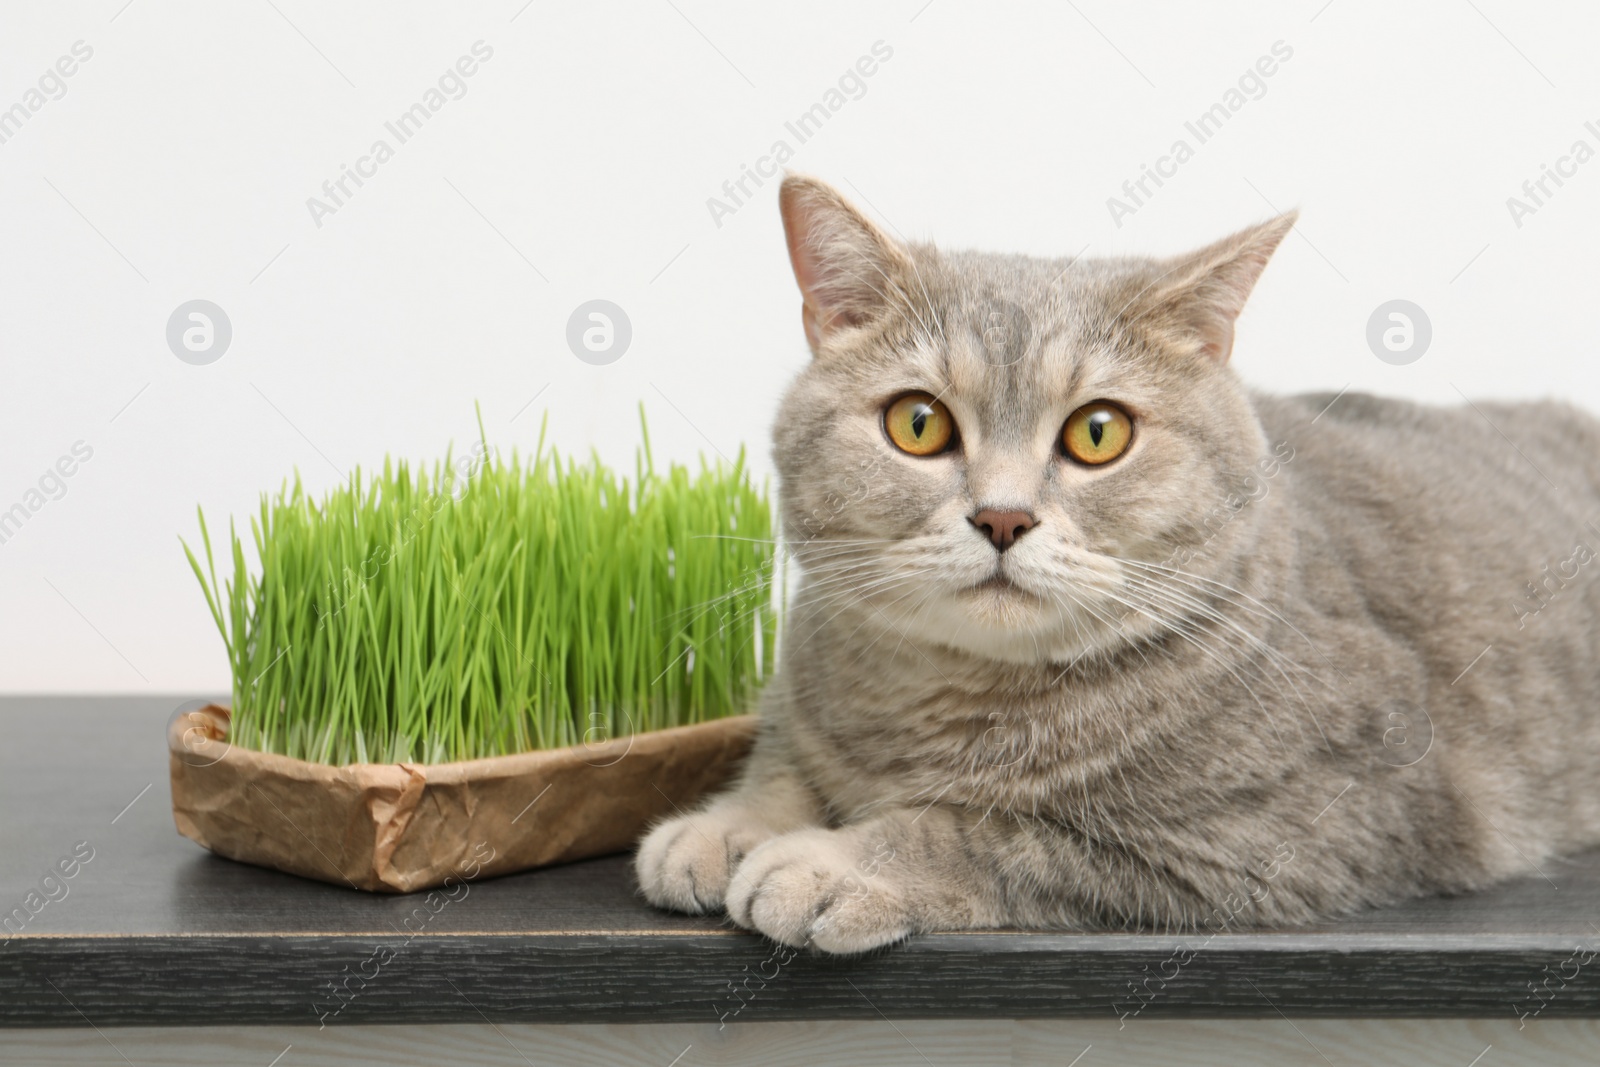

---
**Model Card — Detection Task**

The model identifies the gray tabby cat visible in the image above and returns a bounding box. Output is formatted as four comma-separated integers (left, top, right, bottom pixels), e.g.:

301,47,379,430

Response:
636,174,1600,953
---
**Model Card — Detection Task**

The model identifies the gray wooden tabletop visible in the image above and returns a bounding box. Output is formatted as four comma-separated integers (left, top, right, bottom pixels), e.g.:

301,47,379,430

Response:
2,695,1596,1027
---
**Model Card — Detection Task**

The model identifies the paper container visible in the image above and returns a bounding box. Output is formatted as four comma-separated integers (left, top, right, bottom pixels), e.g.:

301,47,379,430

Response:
168,704,755,893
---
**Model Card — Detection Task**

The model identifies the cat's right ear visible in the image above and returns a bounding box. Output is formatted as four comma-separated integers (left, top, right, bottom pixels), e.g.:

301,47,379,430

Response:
1136,212,1297,365
779,175,910,356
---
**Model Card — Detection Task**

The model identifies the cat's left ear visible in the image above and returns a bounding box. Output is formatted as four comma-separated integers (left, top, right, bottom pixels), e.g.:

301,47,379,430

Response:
1143,212,1297,364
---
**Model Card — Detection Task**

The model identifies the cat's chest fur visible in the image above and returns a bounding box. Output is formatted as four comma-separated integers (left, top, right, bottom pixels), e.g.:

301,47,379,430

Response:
773,597,1320,829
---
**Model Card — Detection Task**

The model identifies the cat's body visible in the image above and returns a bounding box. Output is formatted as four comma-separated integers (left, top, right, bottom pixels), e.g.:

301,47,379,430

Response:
636,176,1600,951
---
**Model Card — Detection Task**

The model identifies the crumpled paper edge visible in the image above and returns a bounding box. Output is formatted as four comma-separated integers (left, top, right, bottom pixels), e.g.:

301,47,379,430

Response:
169,705,755,893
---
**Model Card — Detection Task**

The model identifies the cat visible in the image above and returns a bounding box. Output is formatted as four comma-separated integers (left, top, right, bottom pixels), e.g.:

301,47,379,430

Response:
635,173,1600,953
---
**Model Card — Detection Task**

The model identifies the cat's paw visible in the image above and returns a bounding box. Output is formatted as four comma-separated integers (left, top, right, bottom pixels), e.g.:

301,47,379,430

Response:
635,808,778,914
725,828,912,953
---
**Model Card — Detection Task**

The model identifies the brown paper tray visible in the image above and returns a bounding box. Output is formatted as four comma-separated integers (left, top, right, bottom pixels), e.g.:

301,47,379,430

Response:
168,704,755,893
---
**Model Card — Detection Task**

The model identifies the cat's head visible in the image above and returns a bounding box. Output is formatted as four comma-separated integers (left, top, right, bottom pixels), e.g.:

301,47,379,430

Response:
771,175,1294,666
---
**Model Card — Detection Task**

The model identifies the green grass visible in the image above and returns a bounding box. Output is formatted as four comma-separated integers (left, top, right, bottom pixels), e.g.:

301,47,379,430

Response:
183,408,777,766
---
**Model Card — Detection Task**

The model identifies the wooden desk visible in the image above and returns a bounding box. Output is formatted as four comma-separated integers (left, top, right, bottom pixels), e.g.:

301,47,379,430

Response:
3,696,1597,1065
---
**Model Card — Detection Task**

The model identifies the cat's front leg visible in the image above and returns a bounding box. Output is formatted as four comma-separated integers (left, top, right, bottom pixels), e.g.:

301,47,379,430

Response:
724,807,1010,953
636,764,823,915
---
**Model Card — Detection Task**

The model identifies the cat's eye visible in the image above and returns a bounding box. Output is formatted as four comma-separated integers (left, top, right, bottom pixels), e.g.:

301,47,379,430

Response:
884,393,956,456
1062,402,1133,465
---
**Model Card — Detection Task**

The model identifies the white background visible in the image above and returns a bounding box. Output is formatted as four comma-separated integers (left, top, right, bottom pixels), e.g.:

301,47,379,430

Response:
2,0,1596,693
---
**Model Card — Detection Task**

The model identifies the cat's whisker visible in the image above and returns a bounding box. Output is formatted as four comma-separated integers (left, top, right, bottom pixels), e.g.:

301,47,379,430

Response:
1048,584,1155,672
1101,558,1320,675
788,541,915,569
1112,558,1288,630
1087,570,1296,684
1113,570,1317,683
789,567,942,645
886,575,953,666
1094,572,1334,756
793,575,926,616
789,536,902,547
843,575,946,665
790,541,963,591
1113,557,1346,683
687,534,781,544
1092,582,1304,756
1109,567,1342,753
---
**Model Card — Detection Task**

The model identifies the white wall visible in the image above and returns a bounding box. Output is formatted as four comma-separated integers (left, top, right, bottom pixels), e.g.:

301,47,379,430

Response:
3,0,1596,693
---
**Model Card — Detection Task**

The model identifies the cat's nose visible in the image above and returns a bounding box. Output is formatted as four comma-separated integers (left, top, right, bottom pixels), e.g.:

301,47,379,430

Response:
969,508,1036,551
